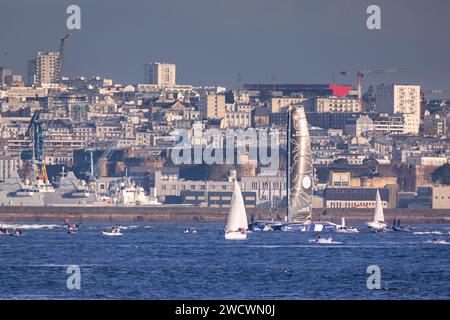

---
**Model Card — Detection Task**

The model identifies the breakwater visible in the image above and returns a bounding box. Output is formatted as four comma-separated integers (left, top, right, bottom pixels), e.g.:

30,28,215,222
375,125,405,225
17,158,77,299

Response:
0,205,449,223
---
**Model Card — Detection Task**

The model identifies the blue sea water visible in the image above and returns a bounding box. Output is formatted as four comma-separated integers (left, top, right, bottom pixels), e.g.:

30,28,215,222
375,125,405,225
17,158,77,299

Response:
0,222,449,300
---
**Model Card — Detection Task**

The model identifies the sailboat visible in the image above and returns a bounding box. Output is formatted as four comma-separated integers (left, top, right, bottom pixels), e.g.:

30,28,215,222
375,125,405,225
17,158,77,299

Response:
336,216,359,233
224,180,248,240
366,190,387,231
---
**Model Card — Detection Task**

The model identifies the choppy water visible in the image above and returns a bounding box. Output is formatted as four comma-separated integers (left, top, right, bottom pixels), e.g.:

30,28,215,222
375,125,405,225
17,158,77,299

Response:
0,222,449,299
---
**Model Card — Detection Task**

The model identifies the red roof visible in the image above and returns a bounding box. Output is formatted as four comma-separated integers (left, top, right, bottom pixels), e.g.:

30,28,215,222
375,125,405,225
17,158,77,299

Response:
329,84,353,97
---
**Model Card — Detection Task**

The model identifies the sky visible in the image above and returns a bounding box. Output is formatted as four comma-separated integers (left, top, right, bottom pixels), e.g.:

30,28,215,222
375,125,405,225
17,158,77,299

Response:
0,0,449,97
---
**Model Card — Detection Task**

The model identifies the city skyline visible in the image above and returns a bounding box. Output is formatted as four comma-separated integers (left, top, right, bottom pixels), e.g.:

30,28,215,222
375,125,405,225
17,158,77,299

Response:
1,0,450,305
0,0,450,97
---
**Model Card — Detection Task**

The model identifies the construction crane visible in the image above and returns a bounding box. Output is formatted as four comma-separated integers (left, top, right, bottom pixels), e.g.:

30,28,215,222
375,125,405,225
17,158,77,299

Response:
356,69,407,103
25,110,44,163
24,110,49,182
58,33,71,83
85,131,126,182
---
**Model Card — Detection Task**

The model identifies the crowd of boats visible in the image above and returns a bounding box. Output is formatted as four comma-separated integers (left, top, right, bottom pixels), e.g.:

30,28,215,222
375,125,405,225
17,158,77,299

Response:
222,179,448,243
223,106,448,244
1,217,449,245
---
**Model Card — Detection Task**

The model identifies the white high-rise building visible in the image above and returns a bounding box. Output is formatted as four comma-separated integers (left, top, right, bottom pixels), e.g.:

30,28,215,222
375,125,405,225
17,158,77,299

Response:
144,62,176,86
375,84,421,135
28,51,61,86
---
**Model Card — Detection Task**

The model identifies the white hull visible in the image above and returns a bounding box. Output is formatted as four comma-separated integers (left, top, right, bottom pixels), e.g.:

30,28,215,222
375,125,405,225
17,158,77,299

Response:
309,238,338,244
336,228,360,233
102,231,123,236
224,180,248,241
366,221,387,230
280,221,338,232
225,231,247,240
16,191,35,197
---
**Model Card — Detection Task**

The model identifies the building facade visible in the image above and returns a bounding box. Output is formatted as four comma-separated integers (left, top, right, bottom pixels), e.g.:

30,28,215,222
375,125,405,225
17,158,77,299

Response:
0,66,12,85
323,187,395,209
200,93,226,120
28,51,61,85
314,96,361,113
144,62,176,86
416,186,450,209
375,84,421,135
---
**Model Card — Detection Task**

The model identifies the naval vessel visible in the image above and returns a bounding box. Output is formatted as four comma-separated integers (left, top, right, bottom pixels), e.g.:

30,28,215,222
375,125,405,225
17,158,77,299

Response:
0,168,161,207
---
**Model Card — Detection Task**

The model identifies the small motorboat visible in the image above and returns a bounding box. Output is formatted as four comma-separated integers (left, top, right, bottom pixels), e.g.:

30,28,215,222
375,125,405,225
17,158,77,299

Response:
102,227,122,236
336,217,359,233
0,228,11,236
309,236,336,244
336,227,359,233
10,229,24,237
183,228,197,234
0,221,11,236
391,219,414,232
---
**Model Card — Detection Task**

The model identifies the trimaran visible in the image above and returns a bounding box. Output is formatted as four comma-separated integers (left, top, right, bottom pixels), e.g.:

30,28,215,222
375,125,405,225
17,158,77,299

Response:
249,105,338,232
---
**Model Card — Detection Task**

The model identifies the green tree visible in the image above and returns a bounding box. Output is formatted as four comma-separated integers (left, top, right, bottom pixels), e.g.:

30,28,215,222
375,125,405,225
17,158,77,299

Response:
333,158,349,166
432,164,450,185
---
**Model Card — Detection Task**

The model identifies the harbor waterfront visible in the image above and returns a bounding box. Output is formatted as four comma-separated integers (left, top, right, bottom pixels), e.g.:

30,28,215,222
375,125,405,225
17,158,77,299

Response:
2,0,450,305
0,206,449,223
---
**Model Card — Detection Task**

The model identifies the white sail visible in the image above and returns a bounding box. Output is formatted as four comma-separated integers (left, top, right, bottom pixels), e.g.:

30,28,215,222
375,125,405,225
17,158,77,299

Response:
341,217,346,228
374,190,384,222
287,106,313,221
225,180,248,232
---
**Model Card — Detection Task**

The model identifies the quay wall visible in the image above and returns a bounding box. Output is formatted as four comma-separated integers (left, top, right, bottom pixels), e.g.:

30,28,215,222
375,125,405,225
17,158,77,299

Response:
0,206,449,223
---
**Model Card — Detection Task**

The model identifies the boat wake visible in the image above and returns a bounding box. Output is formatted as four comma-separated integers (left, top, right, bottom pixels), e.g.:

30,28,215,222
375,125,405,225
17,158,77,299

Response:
308,238,342,244
115,225,138,230
0,223,62,230
413,231,442,235
424,239,449,245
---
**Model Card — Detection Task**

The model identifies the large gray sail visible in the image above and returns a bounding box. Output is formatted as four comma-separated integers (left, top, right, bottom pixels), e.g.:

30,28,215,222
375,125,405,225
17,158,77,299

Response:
286,105,313,221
